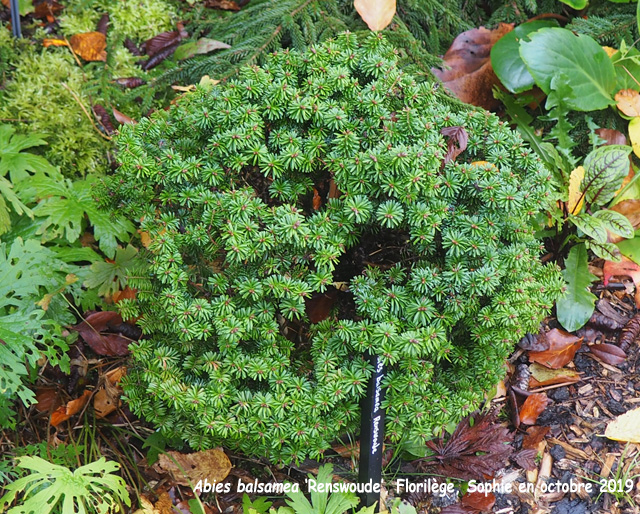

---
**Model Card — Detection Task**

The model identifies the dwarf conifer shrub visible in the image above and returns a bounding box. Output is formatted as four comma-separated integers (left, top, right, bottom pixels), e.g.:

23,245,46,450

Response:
108,33,564,463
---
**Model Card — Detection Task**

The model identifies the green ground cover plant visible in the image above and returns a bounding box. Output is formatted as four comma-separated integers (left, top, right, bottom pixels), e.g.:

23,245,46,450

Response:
106,32,563,463
0,456,130,514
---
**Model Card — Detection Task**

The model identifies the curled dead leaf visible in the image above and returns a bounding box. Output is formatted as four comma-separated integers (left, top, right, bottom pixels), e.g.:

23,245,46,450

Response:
112,286,137,304
441,126,468,164
589,343,626,365
203,0,241,10
432,23,514,110
595,128,628,146
43,38,69,48
93,387,120,419
305,288,339,323
461,490,496,511
50,389,92,426
519,393,549,425
528,328,582,369
115,77,146,89
70,32,107,61
33,0,64,20
112,108,138,126
522,425,550,450
619,313,640,352
518,332,550,352
71,311,132,356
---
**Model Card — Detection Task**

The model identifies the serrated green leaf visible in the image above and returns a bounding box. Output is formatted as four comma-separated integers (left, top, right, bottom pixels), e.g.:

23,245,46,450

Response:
491,20,559,94
593,209,635,239
0,125,56,181
32,176,134,257
556,244,597,332
570,213,608,243
84,245,138,296
0,239,75,428
582,145,633,206
519,28,616,111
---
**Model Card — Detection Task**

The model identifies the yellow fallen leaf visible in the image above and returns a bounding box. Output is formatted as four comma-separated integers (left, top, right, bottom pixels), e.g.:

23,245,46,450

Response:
567,165,585,214
171,84,197,92
605,407,640,443
529,362,580,387
602,46,617,57
630,117,640,159
615,89,640,117
43,38,69,48
70,32,107,61
199,75,220,87
354,0,396,31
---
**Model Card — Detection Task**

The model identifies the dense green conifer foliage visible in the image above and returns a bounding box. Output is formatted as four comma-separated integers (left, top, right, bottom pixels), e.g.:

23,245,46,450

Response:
107,33,564,463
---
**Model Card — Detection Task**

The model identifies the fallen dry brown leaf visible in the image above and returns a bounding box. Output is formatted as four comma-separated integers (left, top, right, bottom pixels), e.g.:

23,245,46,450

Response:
615,89,640,117
35,388,62,413
432,23,513,110
70,32,107,61
203,0,241,10
603,257,640,308
589,343,626,365
154,448,231,486
519,393,549,425
528,328,582,369
112,107,138,126
354,0,396,31
522,425,550,450
50,389,92,426
71,311,132,356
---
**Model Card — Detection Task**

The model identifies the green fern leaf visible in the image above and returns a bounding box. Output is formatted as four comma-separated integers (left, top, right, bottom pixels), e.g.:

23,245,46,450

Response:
32,175,134,258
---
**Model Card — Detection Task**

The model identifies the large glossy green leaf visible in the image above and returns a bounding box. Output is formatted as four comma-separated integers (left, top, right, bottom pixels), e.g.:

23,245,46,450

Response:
519,28,616,111
617,233,640,264
556,244,597,332
581,145,633,206
557,0,587,8
491,20,559,93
